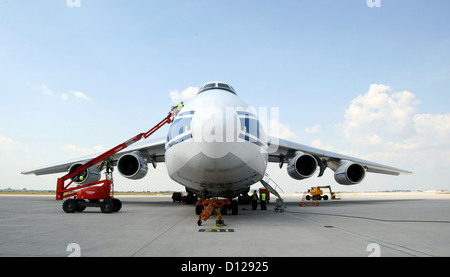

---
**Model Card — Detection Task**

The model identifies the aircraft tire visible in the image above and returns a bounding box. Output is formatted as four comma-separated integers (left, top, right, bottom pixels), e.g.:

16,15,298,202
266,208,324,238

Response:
231,200,238,215
221,205,228,215
195,204,204,215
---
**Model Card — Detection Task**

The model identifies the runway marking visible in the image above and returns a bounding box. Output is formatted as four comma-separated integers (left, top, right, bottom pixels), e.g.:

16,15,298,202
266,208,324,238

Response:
285,211,432,257
199,229,234,232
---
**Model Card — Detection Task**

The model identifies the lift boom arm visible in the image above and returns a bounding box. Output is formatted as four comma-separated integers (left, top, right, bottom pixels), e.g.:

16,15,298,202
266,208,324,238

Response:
56,107,177,200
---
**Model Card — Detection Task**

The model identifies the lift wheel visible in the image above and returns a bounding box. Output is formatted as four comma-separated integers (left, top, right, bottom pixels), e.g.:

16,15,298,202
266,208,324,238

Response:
62,198,122,213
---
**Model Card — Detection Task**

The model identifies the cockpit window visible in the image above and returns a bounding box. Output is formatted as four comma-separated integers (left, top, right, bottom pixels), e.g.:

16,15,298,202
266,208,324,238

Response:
203,83,216,90
167,117,192,142
217,83,231,90
198,82,236,95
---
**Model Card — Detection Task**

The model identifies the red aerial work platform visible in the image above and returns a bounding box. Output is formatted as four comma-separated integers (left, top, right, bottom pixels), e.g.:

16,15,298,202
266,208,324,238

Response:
57,105,179,213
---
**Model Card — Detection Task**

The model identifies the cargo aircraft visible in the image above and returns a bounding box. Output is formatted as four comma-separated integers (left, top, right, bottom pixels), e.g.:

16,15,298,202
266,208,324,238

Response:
22,81,411,217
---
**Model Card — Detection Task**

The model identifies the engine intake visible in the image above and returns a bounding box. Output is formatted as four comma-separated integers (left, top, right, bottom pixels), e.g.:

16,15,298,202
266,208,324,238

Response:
117,151,148,180
68,162,101,184
287,152,318,180
333,161,366,185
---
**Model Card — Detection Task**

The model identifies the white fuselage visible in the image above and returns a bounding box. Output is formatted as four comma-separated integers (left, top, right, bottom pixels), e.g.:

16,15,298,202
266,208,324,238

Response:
165,88,268,198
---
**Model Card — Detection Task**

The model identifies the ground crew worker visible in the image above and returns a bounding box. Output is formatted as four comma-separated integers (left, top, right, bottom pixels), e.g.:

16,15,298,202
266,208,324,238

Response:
261,191,267,210
252,190,258,210
177,102,184,112
174,102,184,116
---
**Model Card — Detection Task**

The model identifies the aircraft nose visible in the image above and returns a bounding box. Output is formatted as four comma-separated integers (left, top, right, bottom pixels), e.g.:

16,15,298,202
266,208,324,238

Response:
191,106,240,149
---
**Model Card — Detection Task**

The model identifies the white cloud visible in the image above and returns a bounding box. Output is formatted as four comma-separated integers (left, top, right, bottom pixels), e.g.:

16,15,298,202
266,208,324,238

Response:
410,113,450,149
340,84,450,165
35,83,92,101
70,90,92,101
267,120,297,139
39,83,54,96
341,84,422,147
61,144,106,156
169,86,199,104
311,139,333,151
0,135,20,151
0,135,29,152
305,124,321,134
61,93,69,101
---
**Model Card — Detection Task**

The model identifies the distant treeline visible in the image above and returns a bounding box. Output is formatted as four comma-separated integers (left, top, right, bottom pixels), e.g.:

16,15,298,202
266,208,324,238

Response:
0,189,178,194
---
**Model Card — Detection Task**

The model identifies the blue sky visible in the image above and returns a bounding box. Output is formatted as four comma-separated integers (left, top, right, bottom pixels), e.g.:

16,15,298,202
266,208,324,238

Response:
1,0,449,193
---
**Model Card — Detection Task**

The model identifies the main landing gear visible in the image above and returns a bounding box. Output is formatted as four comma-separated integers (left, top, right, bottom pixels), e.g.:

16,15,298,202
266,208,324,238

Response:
196,198,238,226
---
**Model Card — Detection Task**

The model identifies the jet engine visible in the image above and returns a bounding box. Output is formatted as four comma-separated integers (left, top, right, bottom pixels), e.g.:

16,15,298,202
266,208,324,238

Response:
287,152,318,180
117,151,148,180
68,162,101,184
333,160,366,185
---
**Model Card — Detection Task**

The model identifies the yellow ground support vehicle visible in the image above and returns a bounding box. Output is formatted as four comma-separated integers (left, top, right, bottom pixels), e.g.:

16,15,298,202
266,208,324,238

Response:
305,186,341,201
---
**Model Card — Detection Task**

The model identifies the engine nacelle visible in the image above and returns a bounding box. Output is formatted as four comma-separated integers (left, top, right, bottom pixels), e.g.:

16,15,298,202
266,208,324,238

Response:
117,151,148,180
333,161,366,185
68,162,101,184
287,152,318,180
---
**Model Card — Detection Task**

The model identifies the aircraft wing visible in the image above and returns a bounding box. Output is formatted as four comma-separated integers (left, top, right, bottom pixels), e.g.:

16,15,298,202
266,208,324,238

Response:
21,137,167,176
267,136,412,176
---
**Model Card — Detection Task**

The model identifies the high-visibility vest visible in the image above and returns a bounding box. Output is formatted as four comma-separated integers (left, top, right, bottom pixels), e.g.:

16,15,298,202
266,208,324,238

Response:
253,193,257,200
261,193,266,201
